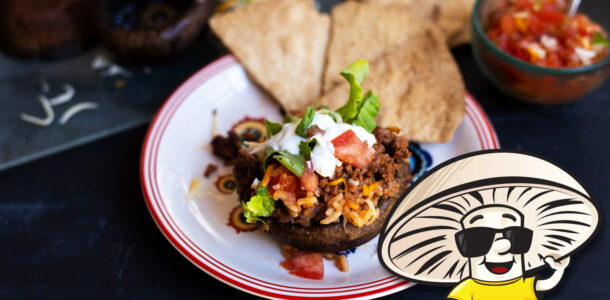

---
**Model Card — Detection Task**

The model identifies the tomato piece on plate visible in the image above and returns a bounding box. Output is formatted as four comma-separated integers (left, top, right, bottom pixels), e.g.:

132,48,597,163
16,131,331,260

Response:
331,130,373,169
280,253,324,280
269,172,300,202
300,163,318,192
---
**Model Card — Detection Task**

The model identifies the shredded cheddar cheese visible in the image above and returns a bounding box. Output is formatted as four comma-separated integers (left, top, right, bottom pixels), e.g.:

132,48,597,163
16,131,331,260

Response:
297,196,318,208
328,178,346,186
363,182,381,197
346,200,359,210
261,165,276,187
328,178,348,194
360,209,374,225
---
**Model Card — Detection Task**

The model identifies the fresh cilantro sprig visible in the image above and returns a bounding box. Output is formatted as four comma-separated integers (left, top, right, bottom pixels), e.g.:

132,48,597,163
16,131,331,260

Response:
295,106,315,138
299,138,317,160
592,32,610,48
265,119,282,137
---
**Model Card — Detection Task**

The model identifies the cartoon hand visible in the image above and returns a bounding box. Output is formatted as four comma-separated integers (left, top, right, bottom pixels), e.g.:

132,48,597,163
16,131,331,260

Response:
544,256,570,271
536,256,571,291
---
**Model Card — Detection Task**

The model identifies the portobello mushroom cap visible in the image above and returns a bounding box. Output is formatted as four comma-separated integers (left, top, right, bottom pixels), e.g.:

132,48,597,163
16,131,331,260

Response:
267,165,410,253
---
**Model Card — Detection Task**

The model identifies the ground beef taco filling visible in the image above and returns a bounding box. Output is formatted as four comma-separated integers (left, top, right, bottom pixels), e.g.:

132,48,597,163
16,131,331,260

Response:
211,59,412,231
277,127,410,228
226,126,411,229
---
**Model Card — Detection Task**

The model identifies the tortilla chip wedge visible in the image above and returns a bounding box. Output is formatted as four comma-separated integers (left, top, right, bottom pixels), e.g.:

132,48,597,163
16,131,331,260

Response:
361,0,475,48
317,27,465,143
323,1,427,92
209,0,330,113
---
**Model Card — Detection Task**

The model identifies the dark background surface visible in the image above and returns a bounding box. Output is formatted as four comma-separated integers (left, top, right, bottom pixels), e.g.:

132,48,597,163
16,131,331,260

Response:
2,4,610,300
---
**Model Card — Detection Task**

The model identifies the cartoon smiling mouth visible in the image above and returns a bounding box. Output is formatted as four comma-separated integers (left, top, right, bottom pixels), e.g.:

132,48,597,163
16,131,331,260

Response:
485,261,513,275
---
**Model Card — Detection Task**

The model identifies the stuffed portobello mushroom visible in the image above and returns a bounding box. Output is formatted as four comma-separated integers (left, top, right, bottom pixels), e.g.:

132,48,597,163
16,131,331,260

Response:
214,60,413,252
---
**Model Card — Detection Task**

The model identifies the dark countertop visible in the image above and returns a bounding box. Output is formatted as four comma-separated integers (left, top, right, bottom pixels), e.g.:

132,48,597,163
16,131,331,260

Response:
1,44,609,299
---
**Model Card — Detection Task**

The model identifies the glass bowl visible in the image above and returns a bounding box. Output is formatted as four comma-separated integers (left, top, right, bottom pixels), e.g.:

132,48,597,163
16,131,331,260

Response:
470,0,610,104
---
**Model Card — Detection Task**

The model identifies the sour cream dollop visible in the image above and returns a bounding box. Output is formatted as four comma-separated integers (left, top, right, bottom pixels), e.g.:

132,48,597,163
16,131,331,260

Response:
266,112,377,177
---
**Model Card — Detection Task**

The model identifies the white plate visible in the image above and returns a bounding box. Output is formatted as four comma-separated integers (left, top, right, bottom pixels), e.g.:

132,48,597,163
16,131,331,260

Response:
140,55,500,299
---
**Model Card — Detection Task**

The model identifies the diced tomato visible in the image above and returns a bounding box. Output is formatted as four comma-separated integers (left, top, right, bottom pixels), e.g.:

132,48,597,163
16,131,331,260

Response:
331,130,373,169
280,253,324,280
505,40,523,58
300,162,318,192
529,17,546,35
269,172,300,202
513,0,530,10
533,10,565,25
500,14,516,35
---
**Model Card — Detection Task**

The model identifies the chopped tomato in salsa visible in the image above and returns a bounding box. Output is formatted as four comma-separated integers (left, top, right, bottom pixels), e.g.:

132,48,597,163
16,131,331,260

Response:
332,130,373,169
486,0,609,68
280,252,324,280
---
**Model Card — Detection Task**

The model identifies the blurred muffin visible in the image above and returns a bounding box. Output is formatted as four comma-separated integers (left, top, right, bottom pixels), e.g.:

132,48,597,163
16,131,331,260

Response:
97,0,215,62
0,0,96,59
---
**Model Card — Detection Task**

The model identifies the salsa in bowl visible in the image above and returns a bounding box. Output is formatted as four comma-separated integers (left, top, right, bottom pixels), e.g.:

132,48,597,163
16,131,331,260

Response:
471,0,610,104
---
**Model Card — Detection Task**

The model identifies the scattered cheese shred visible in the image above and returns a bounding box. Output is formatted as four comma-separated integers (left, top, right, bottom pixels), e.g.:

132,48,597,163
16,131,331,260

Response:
211,109,218,137
20,95,54,127
100,65,132,78
328,178,346,186
40,78,50,93
261,165,277,187
363,181,381,197
346,200,359,210
59,102,100,125
49,84,75,106
91,54,112,70
328,178,348,195
296,196,318,207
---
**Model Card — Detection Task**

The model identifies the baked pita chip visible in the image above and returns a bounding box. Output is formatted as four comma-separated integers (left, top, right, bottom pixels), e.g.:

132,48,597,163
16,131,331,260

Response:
323,1,427,92
318,27,465,143
209,0,330,113
361,0,475,48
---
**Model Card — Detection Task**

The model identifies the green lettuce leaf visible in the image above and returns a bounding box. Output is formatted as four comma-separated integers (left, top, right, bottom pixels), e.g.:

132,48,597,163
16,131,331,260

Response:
295,106,315,138
353,91,380,132
263,147,305,177
592,32,610,48
262,147,274,171
284,116,299,124
342,58,369,83
242,185,275,223
335,59,369,121
265,119,282,137
273,151,305,177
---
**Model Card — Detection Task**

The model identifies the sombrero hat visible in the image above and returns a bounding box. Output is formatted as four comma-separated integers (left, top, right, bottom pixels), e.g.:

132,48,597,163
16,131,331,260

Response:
378,150,600,285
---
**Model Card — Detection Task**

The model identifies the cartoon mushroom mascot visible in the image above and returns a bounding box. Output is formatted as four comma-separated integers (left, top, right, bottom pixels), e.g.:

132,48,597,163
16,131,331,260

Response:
379,150,600,300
